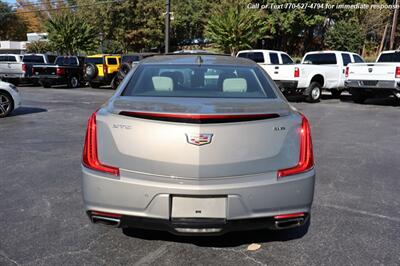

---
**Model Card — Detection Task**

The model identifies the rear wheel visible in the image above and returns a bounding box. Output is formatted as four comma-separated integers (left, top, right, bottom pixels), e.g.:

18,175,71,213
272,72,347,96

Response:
41,81,51,88
67,76,80,88
331,90,341,98
89,82,100,88
0,91,14,118
305,82,321,103
351,88,367,104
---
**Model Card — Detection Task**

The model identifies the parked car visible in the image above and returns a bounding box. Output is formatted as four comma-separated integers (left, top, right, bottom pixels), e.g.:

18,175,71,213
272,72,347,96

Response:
0,54,56,85
345,50,400,103
0,80,21,118
33,56,85,88
84,54,121,89
114,53,157,88
238,50,365,102
82,54,315,235
237,49,299,93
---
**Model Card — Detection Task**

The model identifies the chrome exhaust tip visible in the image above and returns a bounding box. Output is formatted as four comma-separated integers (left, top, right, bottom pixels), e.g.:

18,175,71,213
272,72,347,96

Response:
91,215,121,228
275,217,304,229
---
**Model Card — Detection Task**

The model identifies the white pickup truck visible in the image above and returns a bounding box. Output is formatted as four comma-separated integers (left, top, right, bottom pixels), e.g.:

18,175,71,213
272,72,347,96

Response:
237,50,364,102
345,50,400,103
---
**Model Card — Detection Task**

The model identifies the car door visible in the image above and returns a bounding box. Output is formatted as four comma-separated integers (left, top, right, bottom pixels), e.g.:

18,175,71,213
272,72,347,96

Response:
106,57,120,75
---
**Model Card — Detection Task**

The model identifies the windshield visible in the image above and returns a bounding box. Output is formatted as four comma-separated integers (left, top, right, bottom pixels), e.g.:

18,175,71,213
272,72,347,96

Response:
23,55,45,63
122,65,276,99
377,52,400,62
55,57,79,66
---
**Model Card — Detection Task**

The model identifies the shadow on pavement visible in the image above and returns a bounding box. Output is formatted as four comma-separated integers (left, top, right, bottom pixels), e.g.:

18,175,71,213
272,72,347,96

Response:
122,220,310,247
10,106,47,116
336,94,400,106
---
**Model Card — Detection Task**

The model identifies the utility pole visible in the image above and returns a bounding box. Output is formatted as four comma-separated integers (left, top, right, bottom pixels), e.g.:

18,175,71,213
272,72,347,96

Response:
165,0,170,53
390,0,399,50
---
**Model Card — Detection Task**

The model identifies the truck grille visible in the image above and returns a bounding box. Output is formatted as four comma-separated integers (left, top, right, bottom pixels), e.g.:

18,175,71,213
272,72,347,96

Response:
361,80,378,86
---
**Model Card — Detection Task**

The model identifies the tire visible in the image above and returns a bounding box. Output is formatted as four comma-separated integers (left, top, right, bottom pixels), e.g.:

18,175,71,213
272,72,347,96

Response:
351,88,367,104
67,76,80,88
85,63,98,80
111,76,119,90
89,82,100,88
331,90,341,98
119,62,132,78
0,91,14,118
305,82,322,103
40,81,51,88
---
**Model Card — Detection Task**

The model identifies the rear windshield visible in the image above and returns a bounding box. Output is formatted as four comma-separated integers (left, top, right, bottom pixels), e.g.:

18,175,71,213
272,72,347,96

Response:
377,52,400,62
122,55,140,64
55,57,79,66
23,55,45,63
237,52,265,63
85,57,104,64
303,53,337,65
122,65,276,99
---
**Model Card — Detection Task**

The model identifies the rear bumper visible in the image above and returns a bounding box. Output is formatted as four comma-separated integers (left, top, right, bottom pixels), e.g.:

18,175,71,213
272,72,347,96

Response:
345,80,400,91
85,74,114,85
82,166,315,234
39,76,68,85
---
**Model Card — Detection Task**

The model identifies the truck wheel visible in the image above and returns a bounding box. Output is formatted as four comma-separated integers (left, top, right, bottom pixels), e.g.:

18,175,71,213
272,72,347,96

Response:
305,82,321,103
89,82,100,88
41,81,51,88
351,89,367,104
0,91,14,118
331,90,341,98
111,76,119,90
67,76,80,88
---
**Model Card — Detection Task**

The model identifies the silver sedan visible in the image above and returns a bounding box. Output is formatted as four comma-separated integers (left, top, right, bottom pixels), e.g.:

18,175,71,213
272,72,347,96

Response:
82,54,315,235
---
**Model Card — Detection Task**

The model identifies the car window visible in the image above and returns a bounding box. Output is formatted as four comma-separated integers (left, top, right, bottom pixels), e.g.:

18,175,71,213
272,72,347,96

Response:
0,56,8,62
85,57,104,65
55,57,79,66
281,53,293,64
353,54,364,63
237,52,265,63
303,53,337,65
377,52,400,62
7,56,17,62
107,58,118,65
23,55,45,63
269,53,279,64
341,53,351,66
122,65,276,99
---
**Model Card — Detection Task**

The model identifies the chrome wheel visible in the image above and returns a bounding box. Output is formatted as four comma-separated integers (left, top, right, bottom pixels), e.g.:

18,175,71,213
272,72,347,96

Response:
311,87,321,100
70,77,79,88
0,93,12,117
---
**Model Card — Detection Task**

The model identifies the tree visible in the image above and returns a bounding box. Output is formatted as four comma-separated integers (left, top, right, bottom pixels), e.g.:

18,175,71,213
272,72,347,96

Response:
205,0,267,55
26,40,53,53
45,11,98,54
0,1,27,41
325,19,364,53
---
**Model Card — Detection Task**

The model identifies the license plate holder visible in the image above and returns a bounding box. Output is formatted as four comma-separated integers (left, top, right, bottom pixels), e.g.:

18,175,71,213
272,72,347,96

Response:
171,196,226,219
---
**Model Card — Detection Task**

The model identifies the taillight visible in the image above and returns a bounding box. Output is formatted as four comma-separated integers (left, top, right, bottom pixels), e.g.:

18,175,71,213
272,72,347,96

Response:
345,66,349,77
277,113,314,178
56,67,64,76
395,67,400,78
294,67,300,78
82,112,119,176
22,64,26,73
103,64,108,75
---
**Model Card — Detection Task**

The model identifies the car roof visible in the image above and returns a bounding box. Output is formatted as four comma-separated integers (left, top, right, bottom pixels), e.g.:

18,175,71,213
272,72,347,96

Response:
238,49,287,54
380,50,400,54
304,50,358,55
140,54,256,66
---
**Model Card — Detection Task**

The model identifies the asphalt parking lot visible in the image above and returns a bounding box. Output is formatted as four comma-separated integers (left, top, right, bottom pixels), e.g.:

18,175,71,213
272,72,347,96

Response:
0,86,399,266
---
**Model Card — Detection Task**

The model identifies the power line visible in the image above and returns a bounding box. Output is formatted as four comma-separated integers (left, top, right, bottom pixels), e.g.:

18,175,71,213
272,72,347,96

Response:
0,0,123,15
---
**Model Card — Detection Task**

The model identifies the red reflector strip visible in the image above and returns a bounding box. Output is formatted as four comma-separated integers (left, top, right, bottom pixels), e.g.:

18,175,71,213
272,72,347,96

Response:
91,211,122,218
274,212,305,219
119,111,280,124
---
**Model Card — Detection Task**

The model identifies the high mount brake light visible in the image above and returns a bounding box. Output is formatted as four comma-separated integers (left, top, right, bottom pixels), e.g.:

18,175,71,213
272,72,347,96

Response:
277,114,314,178
82,112,119,176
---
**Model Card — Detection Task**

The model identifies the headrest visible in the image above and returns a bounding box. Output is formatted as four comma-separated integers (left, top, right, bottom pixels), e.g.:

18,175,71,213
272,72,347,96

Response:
223,78,247,93
152,76,173,91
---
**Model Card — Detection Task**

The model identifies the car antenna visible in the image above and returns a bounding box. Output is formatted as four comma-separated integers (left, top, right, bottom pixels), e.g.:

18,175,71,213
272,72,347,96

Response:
196,55,203,65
